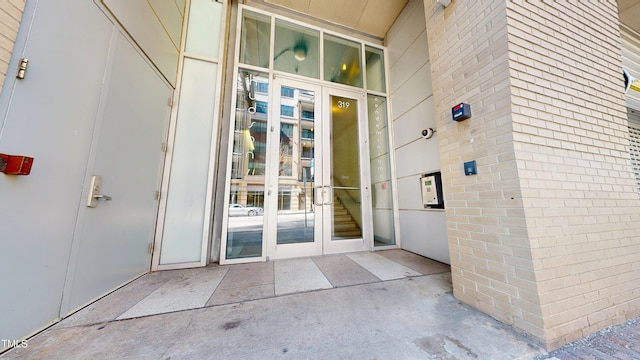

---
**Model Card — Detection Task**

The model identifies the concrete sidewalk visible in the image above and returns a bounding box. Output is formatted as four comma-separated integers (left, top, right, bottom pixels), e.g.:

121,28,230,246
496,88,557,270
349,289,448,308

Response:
1,250,637,359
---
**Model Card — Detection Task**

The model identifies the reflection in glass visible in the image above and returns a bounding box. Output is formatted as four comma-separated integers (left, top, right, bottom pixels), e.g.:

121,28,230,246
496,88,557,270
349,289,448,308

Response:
274,20,320,79
330,95,362,240
367,95,396,246
276,86,316,244
365,46,386,93
239,11,271,68
226,69,269,259
324,34,363,88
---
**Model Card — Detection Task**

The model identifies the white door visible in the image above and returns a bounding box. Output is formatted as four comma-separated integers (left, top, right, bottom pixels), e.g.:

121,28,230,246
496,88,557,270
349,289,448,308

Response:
60,33,172,315
266,77,370,259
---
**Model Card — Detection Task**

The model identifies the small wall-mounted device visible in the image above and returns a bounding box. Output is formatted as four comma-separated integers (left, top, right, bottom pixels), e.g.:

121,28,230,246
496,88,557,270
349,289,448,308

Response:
452,103,471,122
464,160,477,176
421,128,436,139
421,171,444,209
0,153,34,175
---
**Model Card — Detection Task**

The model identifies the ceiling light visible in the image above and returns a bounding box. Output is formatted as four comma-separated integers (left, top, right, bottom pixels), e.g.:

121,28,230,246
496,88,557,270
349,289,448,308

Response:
293,41,307,61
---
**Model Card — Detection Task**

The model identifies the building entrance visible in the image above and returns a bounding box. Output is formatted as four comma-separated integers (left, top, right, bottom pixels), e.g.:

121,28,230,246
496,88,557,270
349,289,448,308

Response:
222,75,371,263
219,6,397,264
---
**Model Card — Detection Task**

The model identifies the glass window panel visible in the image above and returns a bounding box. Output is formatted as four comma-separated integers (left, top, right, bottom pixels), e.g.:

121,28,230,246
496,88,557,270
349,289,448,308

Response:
324,34,363,88
281,87,294,97
274,19,320,79
226,69,269,259
239,11,271,68
281,105,294,117
367,94,395,246
365,46,386,92
255,82,268,93
330,95,363,240
185,0,224,58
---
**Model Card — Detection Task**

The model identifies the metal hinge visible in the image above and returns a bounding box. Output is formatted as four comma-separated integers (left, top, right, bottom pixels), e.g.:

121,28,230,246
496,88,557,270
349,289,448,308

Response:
16,58,29,79
168,91,175,107
148,243,154,254
155,191,161,200
162,142,168,152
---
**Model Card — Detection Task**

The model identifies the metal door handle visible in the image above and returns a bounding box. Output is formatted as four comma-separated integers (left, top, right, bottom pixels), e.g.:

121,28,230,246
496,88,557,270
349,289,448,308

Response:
93,194,112,201
323,186,333,205
314,185,324,206
87,175,112,207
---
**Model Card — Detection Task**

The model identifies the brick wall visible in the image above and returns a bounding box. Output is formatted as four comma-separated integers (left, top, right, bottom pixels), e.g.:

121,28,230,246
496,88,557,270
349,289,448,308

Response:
506,0,640,349
0,0,26,96
424,0,640,350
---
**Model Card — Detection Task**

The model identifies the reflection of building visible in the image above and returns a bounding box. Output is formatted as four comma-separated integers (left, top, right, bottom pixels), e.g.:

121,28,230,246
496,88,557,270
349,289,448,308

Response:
231,75,315,211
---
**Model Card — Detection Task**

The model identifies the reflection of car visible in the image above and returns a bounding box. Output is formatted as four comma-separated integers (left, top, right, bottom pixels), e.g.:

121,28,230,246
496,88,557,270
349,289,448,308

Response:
229,204,264,216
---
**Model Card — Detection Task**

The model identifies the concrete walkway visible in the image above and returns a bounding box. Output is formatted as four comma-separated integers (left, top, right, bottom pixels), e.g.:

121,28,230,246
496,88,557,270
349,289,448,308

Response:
1,250,634,359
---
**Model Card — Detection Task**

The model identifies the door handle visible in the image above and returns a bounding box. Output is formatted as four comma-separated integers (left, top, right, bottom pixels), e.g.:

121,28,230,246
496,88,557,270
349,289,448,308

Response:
323,186,333,205
314,185,324,206
87,175,112,208
93,194,112,201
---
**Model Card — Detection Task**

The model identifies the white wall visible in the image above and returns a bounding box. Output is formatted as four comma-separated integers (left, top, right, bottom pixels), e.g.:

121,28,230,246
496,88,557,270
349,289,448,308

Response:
102,0,184,86
387,0,449,264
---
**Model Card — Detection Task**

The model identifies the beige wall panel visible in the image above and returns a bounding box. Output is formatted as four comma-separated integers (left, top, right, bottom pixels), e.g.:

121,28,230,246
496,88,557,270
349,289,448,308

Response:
149,0,184,48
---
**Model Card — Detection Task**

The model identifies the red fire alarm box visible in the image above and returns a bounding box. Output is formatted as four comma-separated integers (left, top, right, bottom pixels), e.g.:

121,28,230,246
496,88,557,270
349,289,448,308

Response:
0,154,34,175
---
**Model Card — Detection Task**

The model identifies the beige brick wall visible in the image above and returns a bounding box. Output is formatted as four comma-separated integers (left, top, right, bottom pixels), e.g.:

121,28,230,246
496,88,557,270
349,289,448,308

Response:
506,0,640,349
0,0,25,96
425,0,640,350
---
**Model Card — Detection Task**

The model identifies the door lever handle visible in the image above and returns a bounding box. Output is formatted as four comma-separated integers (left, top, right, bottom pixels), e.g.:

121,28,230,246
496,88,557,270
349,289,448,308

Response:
87,175,112,207
93,194,112,201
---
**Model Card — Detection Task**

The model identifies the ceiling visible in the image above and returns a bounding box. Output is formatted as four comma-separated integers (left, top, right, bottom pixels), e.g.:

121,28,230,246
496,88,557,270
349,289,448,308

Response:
619,0,640,35
248,1,640,41
249,0,409,40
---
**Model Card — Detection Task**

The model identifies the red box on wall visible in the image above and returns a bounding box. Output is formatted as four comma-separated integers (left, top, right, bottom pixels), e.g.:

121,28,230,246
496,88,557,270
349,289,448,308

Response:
0,154,34,175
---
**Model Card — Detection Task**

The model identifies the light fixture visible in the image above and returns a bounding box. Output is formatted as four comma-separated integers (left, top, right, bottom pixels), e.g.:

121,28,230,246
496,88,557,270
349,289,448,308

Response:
293,40,307,61
342,63,347,71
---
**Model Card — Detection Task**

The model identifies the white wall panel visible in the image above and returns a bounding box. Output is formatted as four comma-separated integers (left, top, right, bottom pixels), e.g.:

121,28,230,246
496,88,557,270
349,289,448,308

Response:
388,0,448,263
394,136,440,178
389,31,429,93
102,0,180,86
399,210,449,264
386,0,427,66
396,175,424,210
393,95,435,148
389,63,432,118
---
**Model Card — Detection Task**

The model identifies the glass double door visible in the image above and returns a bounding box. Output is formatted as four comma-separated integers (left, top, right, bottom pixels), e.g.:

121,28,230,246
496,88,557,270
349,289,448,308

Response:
264,77,370,259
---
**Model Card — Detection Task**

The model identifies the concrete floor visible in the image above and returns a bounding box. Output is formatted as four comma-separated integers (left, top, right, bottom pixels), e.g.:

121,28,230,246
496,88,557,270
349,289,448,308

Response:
2,250,552,359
